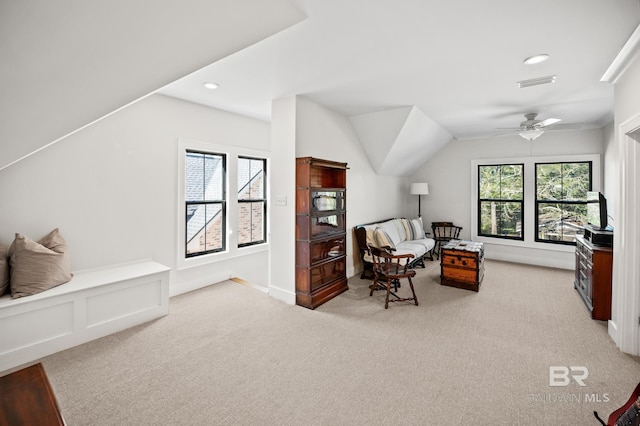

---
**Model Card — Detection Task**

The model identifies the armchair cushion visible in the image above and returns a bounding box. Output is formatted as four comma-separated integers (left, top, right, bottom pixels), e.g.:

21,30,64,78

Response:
374,228,396,249
378,220,403,246
409,218,425,240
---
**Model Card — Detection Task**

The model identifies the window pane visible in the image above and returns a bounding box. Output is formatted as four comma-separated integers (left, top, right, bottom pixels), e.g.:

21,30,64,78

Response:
186,151,223,202
204,155,223,200
249,159,264,199
500,165,523,200
186,204,205,247
562,163,590,201
479,201,522,238
479,165,500,199
205,204,223,251
537,202,587,242
186,203,223,255
238,158,251,198
238,201,264,245
186,153,204,202
479,165,522,200
238,158,265,200
536,163,562,200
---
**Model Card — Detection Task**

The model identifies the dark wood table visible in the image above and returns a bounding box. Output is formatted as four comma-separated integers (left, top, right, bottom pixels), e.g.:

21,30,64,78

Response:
0,363,65,426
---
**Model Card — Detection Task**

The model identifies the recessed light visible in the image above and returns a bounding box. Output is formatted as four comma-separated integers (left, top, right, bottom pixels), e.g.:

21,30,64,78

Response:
517,75,556,88
203,82,219,90
523,54,550,65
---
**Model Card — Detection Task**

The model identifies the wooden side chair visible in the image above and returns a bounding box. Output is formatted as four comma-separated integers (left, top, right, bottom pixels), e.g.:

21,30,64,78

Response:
368,244,418,309
431,222,462,259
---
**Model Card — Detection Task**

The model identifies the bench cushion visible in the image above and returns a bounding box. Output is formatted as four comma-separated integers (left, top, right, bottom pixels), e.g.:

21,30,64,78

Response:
407,238,435,252
396,241,427,259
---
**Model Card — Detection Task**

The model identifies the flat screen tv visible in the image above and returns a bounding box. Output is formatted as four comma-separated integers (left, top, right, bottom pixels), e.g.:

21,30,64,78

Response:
586,191,608,230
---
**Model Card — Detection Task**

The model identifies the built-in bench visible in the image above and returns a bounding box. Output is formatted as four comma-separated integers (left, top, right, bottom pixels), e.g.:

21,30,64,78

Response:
0,260,170,373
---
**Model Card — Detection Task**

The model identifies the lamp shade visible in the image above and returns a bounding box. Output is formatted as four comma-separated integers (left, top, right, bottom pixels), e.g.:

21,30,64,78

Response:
519,129,544,141
410,182,429,195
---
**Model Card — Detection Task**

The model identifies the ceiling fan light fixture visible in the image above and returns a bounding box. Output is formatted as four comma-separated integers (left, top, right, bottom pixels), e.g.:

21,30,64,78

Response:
519,128,544,141
523,54,550,65
517,75,556,88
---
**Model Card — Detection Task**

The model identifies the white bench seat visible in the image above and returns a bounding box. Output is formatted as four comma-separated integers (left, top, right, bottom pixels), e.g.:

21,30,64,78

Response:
0,260,170,373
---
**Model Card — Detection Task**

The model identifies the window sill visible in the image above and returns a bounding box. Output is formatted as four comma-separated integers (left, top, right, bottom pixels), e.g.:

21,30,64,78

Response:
474,236,575,253
176,242,269,271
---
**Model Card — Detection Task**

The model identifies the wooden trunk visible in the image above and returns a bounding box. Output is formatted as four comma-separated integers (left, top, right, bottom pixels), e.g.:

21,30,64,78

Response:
440,240,484,292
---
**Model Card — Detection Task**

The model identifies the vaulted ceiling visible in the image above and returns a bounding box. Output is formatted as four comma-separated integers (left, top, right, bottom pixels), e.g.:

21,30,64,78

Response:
159,0,640,175
2,1,639,176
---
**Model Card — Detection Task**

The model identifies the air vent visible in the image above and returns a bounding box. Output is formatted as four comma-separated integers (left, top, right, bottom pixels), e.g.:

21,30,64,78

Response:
517,75,556,88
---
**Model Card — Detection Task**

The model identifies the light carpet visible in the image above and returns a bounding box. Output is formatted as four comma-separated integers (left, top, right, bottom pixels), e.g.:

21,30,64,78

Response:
40,259,640,425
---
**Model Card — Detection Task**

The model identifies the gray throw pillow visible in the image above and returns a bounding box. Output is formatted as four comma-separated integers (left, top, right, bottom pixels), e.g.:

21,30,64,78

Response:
9,228,72,299
0,244,9,296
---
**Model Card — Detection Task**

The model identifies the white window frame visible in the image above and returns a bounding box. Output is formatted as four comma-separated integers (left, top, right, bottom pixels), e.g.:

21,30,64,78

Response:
177,138,270,271
471,154,601,253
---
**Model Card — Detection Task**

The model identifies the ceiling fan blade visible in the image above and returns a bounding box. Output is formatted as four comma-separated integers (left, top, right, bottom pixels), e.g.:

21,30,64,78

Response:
543,122,584,131
495,127,522,130
537,118,562,127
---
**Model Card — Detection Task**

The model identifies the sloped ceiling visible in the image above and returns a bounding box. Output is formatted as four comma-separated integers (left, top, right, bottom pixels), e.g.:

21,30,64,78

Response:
0,0,305,171
156,0,640,177
350,106,452,176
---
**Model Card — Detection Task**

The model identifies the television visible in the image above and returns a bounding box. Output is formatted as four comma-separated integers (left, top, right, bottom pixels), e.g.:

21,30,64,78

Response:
586,191,608,230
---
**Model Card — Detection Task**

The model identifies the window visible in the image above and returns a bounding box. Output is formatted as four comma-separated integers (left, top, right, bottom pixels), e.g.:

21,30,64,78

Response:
478,164,524,240
185,150,226,257
535,161,591,244
237,157,266,247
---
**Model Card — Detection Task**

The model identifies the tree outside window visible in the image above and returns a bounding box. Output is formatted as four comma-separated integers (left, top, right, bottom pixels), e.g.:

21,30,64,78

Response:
535,162,591,244
478,164,524,240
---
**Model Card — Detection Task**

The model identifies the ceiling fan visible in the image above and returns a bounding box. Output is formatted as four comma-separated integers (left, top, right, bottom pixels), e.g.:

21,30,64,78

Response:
499,113,563,141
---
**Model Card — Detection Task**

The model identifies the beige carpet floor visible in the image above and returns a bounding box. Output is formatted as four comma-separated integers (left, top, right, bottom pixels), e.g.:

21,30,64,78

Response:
40,259,640,425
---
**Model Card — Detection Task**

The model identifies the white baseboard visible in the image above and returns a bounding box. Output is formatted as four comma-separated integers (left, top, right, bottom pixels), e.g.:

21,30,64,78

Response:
608,319,619,348
268,285,295,305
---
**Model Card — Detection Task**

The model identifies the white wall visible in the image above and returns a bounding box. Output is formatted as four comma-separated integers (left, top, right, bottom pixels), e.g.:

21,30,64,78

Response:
294,97,411,277
269,96,298,304
0,94,271,296
609,53,640,354
410,128,605,268
602,121,617,222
